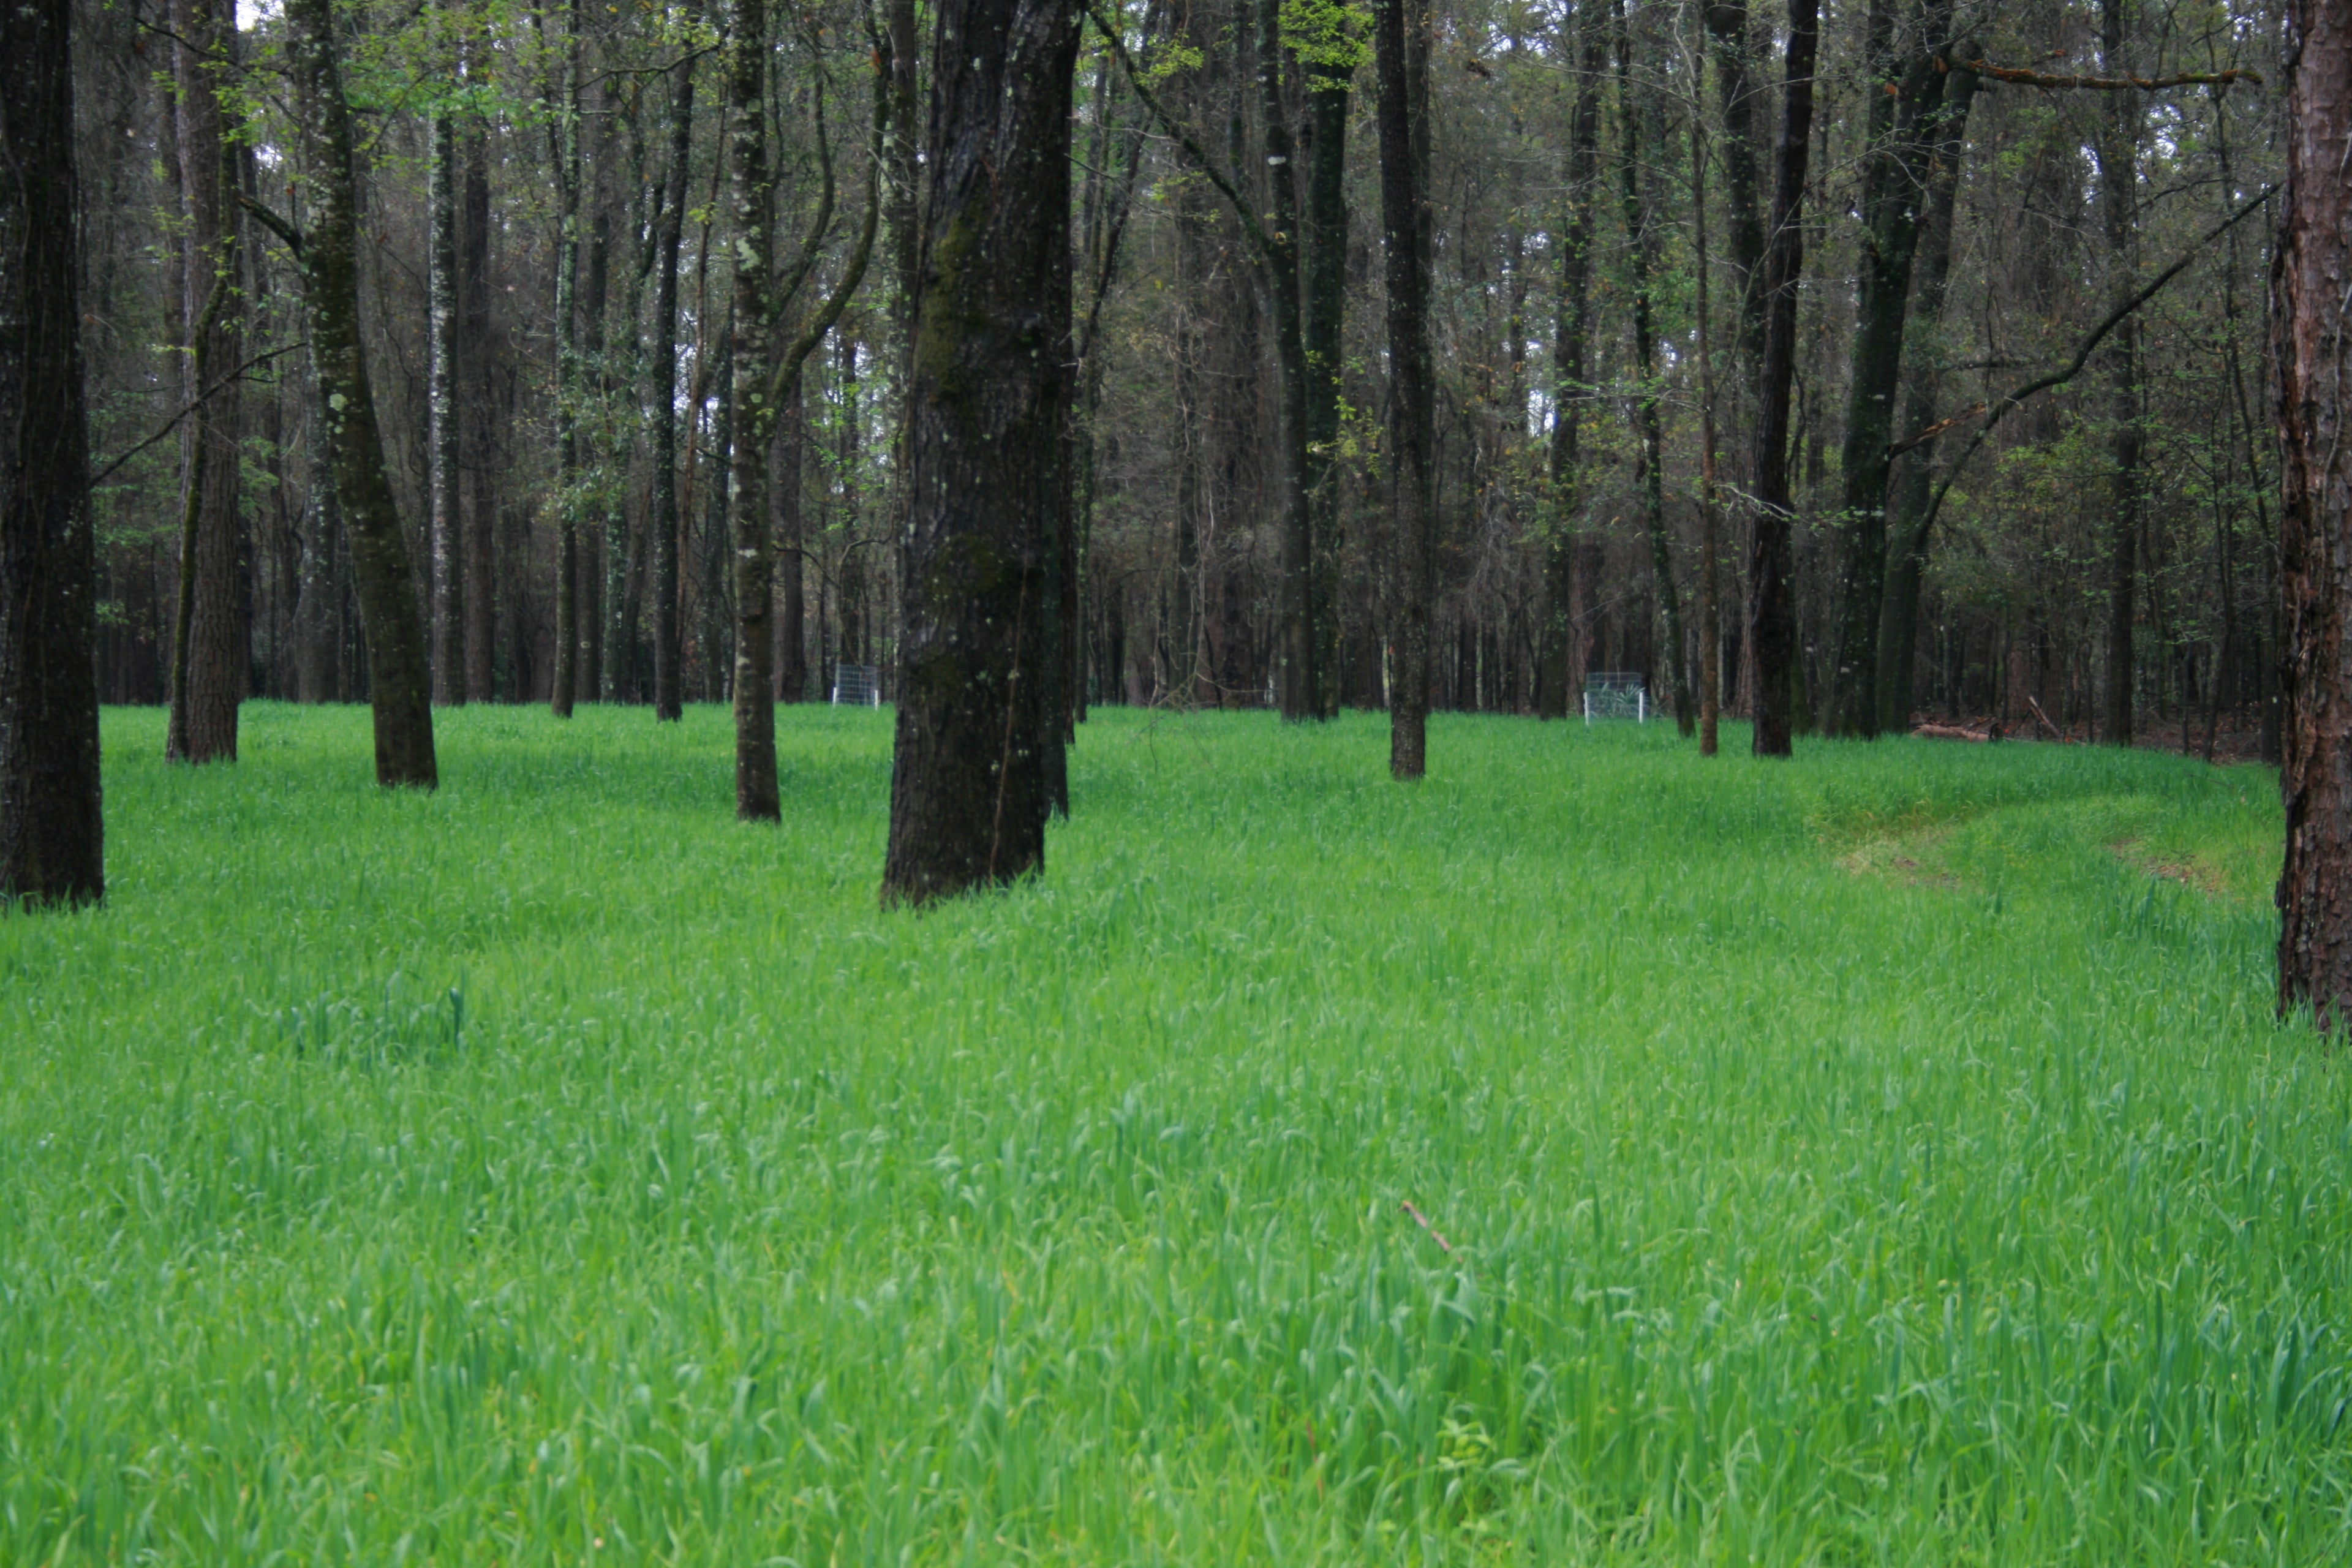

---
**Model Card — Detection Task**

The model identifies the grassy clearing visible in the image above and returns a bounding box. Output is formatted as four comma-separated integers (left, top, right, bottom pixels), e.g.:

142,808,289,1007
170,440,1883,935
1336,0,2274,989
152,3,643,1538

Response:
2,703,2342,1564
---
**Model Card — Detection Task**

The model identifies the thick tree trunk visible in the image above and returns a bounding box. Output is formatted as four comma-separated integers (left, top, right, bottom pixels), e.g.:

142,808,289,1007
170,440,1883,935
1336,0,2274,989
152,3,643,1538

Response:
649,26,696,721
1374,0,1433,778
1744,0,1819,759
0,0,104,903
1539,11,1604,720
167,0,243,763
428,45,463,707
881,0,1079,902
2097,0,2144,746
285,0,437,787
2276,0,2352,1025
723,0,779,818
1874,64,1977,733
1826,0,1950,738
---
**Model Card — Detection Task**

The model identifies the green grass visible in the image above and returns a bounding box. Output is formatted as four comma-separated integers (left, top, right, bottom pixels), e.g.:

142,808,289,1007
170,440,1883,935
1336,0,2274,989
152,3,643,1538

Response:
2,702,2343,1564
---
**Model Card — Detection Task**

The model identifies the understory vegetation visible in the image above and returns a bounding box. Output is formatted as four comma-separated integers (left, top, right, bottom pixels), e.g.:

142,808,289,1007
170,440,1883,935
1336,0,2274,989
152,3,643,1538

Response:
2,706,2342,1563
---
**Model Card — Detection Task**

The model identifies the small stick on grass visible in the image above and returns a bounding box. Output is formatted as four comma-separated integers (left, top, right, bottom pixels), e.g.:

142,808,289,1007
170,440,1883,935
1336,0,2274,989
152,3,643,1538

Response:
1400,1199,1453,1254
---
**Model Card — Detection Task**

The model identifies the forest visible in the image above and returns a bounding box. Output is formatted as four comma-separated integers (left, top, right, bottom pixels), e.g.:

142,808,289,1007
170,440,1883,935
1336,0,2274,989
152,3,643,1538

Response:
58,0,2287,755
12,0,2352,1560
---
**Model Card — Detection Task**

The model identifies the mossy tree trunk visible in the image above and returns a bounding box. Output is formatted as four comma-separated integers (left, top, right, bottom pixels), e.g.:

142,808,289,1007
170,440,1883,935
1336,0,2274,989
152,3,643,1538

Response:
881,0,1080,902
167,0,243,763
0,0,105,904
284,0,437,788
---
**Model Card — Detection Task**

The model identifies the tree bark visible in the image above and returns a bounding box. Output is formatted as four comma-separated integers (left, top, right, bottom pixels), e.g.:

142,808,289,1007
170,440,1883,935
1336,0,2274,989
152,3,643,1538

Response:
881,0,1079,902
2097,0,2144,746
1374,0,1433,778
549,0,582,718
284,0,437,787
167,0,243,763
1539,8,1604,720
1745,0,1819,758
1302,49,1351,718
459,114,496,701
723,0,779,816
1702,2,1767,367
1873,63,1977,733
428,15,464,707
649,18,697,721
2276,0,2352,1025
1692,28,1723,758
1614,0,1690,736
0,0,105,904
1826,0,1951,737
774,358,807,703
1253,0,1317,722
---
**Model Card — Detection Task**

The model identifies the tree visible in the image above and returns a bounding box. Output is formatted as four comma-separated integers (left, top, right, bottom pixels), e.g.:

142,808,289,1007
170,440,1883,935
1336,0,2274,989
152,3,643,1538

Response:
1745,0,1819,758
1373,0,1433,778
881,0,1082,900
1823,0,1956,739
1539,4,1604,720
166,0,244,762
2095,0,2147,745
277,0,438,787
2276,0,2352,1025
649,7,700,722
428,0,464,707
0,0,104,904
548,0,584,719
724,0,879,821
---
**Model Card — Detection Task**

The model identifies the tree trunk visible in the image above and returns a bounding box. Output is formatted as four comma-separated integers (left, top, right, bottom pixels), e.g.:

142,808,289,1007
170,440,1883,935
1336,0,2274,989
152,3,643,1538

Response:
723,0,779,817
1302,53,1350,718
1246,0,1317,723
1539,9,1604,720
1826,0,1951,738
1615,0,1690,736
292,345,344,702
772,358,807,704
2277,0,2352,1025
2097,0,2144,747
428,24,464,707
459,115,497,701
1692,27,1723,758
881,0,1079,902
1874,63,1977,733
649,22,696,720
1374,0,1433,778
1744,0,1819,759
549,0,582,719
284,0,437,787
167,0,243,763
0,0,104,903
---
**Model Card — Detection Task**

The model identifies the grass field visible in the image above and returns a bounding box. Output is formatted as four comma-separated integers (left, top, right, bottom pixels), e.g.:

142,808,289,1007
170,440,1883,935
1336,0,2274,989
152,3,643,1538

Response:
2,701,2343,1564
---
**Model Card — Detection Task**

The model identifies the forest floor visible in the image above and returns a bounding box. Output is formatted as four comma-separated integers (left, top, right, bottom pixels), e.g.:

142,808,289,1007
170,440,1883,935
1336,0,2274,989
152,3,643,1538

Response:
3,703,2340,1564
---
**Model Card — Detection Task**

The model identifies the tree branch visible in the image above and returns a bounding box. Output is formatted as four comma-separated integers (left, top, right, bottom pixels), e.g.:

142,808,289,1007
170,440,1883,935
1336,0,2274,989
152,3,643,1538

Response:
1908,184,2274,551
1961,58,2263,91
236,189,306,261
90,340,310,491
1080,0,1281,271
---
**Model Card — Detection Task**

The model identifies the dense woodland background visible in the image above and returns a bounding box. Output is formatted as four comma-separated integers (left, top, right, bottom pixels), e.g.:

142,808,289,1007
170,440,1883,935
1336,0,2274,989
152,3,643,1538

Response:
79,0,2283,750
